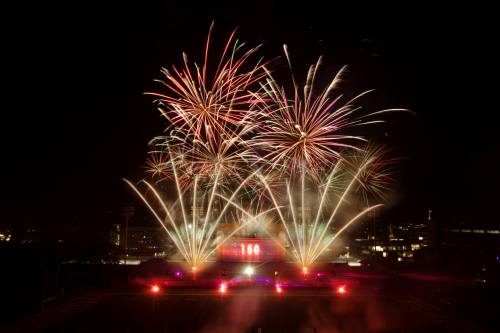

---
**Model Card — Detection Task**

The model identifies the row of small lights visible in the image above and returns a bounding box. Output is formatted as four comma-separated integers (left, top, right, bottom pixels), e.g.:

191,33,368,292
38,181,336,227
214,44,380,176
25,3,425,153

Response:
152,283,346,295
150,265,347,295
217,283,346,294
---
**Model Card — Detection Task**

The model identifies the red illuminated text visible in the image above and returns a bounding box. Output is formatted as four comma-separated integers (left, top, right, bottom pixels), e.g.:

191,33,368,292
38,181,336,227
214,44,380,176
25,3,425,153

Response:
241,243,260,255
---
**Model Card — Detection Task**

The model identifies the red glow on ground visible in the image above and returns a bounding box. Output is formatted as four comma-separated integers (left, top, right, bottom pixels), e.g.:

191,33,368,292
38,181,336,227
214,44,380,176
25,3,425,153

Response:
336,285,346,294
151,284,160,294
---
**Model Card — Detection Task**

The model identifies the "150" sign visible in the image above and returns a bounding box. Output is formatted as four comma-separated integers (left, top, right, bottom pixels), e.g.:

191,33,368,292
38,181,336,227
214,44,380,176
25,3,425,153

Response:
241,243,260,255
217,238,284,262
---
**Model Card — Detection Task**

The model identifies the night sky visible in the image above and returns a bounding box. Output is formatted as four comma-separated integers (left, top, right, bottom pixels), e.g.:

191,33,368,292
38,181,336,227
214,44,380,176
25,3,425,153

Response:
2,1,498,228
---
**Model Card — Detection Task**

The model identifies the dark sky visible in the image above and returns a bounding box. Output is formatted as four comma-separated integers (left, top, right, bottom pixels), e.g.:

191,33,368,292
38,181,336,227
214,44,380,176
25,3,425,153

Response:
1,1,498,227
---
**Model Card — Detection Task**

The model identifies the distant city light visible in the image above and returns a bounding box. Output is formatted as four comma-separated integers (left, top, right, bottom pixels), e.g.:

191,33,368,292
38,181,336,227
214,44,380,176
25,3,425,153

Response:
337,285,346,294
347,261,362,267
219,283,227,294
418,236,423,241
0,233,12,242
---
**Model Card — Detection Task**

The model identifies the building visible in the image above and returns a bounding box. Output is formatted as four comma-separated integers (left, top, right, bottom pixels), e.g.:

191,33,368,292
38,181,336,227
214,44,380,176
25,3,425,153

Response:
351,217,431,263
120,226,170,263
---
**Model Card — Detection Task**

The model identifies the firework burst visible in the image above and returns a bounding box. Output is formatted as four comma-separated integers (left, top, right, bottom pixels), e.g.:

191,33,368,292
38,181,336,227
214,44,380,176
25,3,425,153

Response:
250,45,407,177
147,23,267,141
346,143,400,204
145,24,269,187
144,151,170,179
149,120,257,189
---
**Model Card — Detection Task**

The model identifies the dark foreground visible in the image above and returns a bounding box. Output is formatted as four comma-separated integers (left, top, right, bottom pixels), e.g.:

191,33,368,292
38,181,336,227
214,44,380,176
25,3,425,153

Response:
5,286,487,333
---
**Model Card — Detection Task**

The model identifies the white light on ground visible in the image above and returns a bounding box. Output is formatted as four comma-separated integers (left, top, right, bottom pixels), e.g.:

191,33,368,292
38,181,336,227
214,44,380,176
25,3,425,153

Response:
244,266,255,277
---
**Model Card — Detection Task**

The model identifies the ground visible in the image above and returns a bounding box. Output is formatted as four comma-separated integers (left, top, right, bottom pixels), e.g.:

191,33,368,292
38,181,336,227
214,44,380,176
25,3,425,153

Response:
5,286,486,333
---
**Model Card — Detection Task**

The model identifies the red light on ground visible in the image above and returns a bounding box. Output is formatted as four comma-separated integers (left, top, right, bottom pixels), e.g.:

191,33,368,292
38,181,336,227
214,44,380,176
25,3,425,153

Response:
150,285,160,294
336,285,346,294
219,283,227,294
276,285,283,294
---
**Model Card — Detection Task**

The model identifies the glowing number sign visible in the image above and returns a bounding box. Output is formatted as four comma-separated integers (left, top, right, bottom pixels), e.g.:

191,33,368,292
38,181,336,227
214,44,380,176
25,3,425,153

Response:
217,238,283,262
241,243,260,255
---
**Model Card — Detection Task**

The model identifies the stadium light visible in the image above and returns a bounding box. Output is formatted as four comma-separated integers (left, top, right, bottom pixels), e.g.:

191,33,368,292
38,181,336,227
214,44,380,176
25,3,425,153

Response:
244,265,255,278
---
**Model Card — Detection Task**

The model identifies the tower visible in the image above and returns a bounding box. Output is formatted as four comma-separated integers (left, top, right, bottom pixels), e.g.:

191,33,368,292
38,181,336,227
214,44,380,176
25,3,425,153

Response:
120,206,135,264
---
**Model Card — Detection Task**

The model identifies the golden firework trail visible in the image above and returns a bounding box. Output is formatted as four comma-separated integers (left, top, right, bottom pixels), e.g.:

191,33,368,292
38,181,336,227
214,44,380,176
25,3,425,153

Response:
126,150,275,270
259,158,383,269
